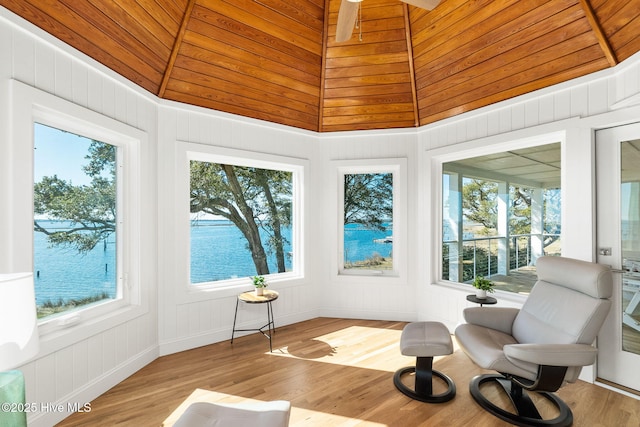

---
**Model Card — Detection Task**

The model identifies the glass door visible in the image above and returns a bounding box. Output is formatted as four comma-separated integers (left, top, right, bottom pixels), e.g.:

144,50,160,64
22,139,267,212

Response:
596,123,640,393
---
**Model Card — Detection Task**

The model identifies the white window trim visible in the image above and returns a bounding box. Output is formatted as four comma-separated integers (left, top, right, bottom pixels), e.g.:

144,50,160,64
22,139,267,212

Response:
5,80,147,354
425,127,567,301
332,158,407,283
175,141,307,303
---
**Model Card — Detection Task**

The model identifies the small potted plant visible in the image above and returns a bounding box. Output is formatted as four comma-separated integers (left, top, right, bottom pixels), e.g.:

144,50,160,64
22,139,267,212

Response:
472,276,494,299
252,275,267,296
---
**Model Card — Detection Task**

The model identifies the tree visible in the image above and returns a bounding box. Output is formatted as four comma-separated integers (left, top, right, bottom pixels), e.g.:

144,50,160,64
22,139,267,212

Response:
343,173,393,230
190,162,292,276
254,168,291,273
462,179,498,232
462,179,560,248
34,141,116,253
509,186,533,235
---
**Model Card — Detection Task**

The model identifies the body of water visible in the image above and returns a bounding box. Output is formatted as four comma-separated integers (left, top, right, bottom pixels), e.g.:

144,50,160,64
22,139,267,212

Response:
190,220,294,283
344,223,393,263
34,220,393,305
34,220,117,305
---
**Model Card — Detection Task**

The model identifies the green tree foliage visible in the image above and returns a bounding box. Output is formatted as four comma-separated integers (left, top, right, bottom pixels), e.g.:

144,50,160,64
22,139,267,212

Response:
190,162,292,276
509,186,533,235
344,173,393,230
34,141,116,253
462,179,498,232
462,178,560,246
542,188,561,247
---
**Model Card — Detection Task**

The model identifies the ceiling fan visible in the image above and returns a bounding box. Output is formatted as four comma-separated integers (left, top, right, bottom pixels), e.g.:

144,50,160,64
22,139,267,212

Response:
335,0,441,42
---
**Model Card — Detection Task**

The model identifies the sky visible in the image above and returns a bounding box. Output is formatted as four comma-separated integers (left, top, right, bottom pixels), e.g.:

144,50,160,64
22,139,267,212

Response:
34,122,95,186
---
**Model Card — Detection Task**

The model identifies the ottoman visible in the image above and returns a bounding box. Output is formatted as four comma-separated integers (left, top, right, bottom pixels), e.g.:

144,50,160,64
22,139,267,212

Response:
393,321,456,403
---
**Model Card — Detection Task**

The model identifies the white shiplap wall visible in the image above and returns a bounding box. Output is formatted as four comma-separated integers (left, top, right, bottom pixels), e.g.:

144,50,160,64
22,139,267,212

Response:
316,130,421,321
3,5,640,426
156,103,322,355
0,10,159,427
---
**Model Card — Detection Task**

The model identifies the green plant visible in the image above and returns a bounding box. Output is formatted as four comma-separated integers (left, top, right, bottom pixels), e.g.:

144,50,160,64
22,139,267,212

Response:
37,291,112,318
252,275,267,288
472,276,494,293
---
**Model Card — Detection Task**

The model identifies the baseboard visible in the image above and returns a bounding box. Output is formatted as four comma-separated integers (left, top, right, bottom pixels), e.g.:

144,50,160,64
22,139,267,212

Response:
158,310,319,356
319,308,417,323
27,345,159,427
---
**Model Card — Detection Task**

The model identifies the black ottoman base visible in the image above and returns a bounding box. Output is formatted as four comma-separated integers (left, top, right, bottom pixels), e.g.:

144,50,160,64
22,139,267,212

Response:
393,356,456,403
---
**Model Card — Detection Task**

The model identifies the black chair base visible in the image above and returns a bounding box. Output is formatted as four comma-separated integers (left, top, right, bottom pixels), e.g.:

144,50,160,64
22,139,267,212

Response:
393,356,456,403
469,374,573,427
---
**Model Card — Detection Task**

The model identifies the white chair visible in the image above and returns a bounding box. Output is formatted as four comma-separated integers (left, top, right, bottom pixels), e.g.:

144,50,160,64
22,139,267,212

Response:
172,400,291,427
455,256,612,426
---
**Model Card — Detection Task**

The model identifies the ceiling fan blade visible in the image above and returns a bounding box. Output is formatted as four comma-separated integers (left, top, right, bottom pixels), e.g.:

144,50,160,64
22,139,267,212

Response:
400,0,440,10
335,0,359,43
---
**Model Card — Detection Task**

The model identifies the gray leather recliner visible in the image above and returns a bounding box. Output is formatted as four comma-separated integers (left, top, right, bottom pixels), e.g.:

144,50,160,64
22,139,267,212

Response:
455,256,613,427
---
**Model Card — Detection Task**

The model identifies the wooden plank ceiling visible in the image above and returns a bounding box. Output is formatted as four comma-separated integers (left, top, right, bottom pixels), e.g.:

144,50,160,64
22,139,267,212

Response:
2,0,640,133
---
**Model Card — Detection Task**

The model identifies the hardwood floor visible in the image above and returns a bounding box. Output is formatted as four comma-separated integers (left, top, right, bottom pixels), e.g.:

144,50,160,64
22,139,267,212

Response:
56,318,640,426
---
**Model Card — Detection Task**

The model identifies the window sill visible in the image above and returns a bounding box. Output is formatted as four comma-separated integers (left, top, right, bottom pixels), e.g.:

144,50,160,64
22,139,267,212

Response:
431,279,528,305
335,270,405,285
35,301,148,360
179,273,305,304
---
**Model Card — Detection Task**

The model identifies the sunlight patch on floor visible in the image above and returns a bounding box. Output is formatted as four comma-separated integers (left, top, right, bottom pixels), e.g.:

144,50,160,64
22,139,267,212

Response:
268,325,405,370
267,324,457,372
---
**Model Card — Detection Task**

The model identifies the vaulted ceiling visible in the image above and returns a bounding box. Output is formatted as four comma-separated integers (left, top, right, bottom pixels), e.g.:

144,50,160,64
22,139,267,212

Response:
2,0,640,132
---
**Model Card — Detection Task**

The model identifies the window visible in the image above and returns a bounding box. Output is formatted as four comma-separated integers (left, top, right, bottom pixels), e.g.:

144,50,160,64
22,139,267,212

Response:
336,160,406,277
441,143,561,294
5,80,146,344
33,123,119,319
184,146,304,288
343,173,393,271
190,162,294,283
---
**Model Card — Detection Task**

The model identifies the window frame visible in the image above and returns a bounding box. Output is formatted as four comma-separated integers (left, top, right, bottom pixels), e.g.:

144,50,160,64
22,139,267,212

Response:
4,80,147,346
177,142,306,298
426,130,565,299
33,121,126,323
333,158,407,280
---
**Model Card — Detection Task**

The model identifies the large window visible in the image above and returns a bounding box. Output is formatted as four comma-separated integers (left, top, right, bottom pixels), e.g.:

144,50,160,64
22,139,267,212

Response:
342,173,393,272
336,160,406,277
442,143,561,294
33,123,119,319
6,80,146,352
186,149,303,287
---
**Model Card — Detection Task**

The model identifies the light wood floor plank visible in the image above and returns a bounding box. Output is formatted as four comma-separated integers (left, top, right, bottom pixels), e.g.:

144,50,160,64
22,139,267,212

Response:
56,318,640,426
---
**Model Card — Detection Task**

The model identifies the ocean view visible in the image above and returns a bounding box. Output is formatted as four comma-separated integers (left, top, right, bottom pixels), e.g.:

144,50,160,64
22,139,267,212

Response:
190,220,294,283
35,220,394,304
34,220,117,305
343,223,393,265
190,220,393,282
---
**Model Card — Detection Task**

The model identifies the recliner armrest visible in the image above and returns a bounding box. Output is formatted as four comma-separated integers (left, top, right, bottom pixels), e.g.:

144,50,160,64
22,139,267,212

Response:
504,343,598,367
463,307,520,335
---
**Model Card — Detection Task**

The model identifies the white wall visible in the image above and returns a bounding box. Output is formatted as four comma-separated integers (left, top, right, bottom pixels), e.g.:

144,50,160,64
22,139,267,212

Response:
155,103,322,355
0,9,159,427
3,5,640,426
316,131,421,321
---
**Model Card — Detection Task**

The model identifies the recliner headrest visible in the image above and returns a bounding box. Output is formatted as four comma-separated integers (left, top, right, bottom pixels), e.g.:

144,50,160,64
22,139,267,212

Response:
535,256,612,299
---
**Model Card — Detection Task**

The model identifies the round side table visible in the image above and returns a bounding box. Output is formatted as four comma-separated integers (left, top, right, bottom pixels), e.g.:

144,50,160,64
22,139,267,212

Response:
231,290,279,352
466,294,497,307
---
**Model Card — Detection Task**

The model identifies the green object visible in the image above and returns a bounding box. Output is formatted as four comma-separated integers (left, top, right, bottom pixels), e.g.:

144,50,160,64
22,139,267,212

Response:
0,370,27,427
252,275,268,288
473,276,495,293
